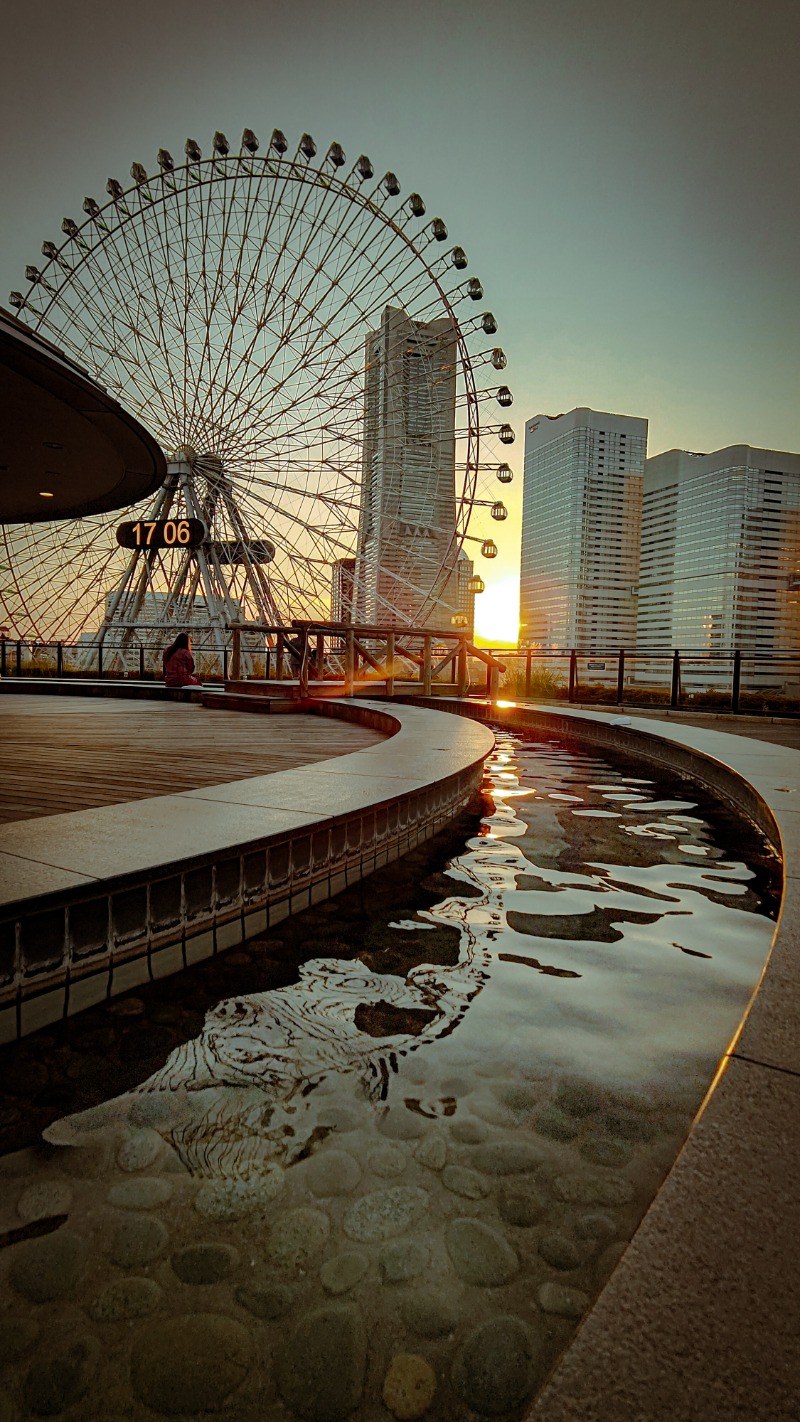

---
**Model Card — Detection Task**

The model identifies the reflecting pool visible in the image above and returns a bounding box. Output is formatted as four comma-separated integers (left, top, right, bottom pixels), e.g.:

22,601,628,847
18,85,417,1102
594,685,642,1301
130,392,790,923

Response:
0,732,778,1420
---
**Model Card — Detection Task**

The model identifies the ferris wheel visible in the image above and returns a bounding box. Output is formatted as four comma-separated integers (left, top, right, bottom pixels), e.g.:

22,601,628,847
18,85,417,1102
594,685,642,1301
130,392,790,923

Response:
4,127,514,657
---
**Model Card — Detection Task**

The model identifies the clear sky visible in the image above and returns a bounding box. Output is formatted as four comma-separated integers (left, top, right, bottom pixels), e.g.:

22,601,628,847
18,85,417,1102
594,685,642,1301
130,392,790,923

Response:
2,0,797,641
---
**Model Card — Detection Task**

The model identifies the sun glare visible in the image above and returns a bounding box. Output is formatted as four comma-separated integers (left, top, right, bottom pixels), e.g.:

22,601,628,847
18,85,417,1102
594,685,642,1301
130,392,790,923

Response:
473,574,520,645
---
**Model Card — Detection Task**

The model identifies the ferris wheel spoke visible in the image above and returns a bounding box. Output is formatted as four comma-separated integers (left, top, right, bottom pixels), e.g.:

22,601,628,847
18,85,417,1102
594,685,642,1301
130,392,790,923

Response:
9,131,502,637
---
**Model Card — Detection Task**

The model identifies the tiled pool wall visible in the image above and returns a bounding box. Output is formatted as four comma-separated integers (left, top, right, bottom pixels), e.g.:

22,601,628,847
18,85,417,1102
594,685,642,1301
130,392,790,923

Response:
0,699,491,1045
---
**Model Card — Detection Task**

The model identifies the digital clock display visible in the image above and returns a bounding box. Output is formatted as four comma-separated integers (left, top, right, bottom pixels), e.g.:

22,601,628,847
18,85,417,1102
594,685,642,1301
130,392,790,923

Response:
116,518,206,550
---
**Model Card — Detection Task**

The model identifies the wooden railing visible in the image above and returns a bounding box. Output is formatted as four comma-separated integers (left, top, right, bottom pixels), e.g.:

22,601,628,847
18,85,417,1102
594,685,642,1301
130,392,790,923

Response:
228,620,507,699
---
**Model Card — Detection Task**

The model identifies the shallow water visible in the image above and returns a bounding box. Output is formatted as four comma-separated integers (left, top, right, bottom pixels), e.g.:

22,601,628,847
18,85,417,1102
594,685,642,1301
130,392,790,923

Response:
0,732,778,1420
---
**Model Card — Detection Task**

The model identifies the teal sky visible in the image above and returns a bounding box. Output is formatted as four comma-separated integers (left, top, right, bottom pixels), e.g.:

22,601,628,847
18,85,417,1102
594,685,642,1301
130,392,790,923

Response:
2,0,797,626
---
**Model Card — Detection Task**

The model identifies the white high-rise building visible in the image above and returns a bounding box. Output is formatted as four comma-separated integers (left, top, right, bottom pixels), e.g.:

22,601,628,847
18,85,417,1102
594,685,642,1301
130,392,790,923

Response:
353,306,458,630
637,444,800,651
520,408,647,647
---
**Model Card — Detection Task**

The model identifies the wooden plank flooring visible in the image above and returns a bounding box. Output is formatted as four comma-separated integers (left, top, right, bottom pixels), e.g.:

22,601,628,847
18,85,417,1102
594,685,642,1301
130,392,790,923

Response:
0,696,385,824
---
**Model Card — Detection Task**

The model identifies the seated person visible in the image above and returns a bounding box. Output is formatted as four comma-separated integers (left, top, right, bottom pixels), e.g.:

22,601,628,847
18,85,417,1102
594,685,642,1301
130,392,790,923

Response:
162,632,202,687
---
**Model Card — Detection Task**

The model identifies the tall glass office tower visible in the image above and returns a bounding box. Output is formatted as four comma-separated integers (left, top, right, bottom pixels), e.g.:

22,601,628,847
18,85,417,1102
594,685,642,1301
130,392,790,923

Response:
520,407,647,647
353,306,459,629
637,445,800,651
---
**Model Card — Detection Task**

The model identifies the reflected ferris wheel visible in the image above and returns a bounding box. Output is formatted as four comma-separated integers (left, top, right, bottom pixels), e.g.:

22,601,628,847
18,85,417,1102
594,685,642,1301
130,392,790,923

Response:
4,126,514,652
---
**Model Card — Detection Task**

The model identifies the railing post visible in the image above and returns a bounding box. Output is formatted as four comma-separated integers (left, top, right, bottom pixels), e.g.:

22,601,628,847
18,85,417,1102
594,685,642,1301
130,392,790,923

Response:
97,643,103,679
731,649,742,713
423,636,432,696
457,638,468,696
616,649,625,705
223,647,228,682
385,631,395,698
670,649,681,708
230,627,241,682
16,640,22,676
276,632,285,681
138,644,145,680
568,650,577,702
525,650,532,699
315,633,324,680
57,642,63,677
298,627,310,698
345,629,355,696
488,663,500,701
0,639,6,677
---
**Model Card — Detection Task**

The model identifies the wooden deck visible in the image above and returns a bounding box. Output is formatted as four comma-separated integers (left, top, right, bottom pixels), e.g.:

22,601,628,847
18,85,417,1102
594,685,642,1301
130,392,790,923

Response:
0,695,385,824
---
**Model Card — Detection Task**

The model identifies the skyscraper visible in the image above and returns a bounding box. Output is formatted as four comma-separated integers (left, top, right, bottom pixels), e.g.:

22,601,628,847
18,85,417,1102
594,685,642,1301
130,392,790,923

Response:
637,445,800,651
520,408,647,647
353,306,459,629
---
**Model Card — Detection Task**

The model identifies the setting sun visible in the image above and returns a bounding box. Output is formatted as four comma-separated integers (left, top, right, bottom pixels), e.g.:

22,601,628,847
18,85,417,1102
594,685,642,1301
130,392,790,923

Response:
473,574,520,646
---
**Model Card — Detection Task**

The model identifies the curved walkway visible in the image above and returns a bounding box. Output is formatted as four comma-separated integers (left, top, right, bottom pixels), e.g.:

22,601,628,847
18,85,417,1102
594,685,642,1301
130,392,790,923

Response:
0,695,385,823
0,699,493,1044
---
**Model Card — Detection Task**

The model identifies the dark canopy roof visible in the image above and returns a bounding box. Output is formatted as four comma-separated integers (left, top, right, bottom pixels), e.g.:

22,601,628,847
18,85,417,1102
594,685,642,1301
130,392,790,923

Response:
0,308,165,523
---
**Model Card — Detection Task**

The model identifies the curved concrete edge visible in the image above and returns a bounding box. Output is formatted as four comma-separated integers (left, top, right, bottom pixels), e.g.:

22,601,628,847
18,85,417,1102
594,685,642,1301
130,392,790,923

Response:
407,696,800,1422
0,699,494,1043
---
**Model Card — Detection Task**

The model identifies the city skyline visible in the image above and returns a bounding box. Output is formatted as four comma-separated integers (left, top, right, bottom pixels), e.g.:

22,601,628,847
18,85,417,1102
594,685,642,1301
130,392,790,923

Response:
1,0,797,644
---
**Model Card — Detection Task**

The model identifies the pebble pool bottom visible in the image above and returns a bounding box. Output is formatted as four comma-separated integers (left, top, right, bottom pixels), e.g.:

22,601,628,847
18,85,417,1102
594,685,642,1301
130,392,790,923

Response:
0,730,779,1421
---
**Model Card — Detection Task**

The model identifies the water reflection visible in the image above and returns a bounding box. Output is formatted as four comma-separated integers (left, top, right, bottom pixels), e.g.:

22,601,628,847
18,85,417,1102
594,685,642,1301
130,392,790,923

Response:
4,732,778,1420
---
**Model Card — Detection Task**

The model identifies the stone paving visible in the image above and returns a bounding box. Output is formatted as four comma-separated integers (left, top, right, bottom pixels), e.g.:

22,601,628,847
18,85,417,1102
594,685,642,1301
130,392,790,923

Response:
0,1052,691,1421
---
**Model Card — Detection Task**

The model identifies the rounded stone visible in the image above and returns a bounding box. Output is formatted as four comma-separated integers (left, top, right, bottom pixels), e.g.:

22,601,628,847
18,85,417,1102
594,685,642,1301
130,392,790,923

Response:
379,1238,429,1284
554,1080,605,1117
23,1335,100,1416
131,1314,252,1414
449,1118,488,1145
493,1082,542,1115
117,1129,162,1173
379,1109,430,1142
445,1218,519,1286
580,1137,632,1168
0,1317,39,1365
538,1232,581,1270
552,1173,634,1206
471,1141,544,1176
269,1208,330,1267
110,1213,168,1269
107,1177,173,1210
398,1292,460,1339
497,1182,546,1227
16,1181,73,1223
128,1094,175,1128
320,1251,369,1295
369,1146,407,1179
535,1107,579,1141
235,1278,295,1319
538,1281,589,1318
194,1170,283,1220
451,1315,538,1416
595,1240,628,1283
343,1187,428,1244
172,1243,238,1285
9,1230,88,1303
88,1277,162,1322
414,1136,446,1171
277,1303,367,1421
307,1149,362,1197
576,1211,619,1242
317,1105,361,1134
442,1164,489,1200
383,1353,437,1420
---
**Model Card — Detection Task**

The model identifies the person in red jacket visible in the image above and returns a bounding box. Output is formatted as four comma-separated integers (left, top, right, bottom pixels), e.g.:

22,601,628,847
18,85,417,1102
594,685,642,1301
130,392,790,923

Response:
162,632,202,687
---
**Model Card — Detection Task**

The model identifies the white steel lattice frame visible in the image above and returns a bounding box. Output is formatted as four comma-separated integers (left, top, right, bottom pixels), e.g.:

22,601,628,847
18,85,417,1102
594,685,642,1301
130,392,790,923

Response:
3,131,512,651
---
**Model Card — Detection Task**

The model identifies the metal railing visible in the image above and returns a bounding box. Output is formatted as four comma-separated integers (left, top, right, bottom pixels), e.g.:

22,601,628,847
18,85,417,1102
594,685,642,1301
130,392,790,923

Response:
480,647,800,717
229,621,507,698
0,624,508,699
4,634,797,715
